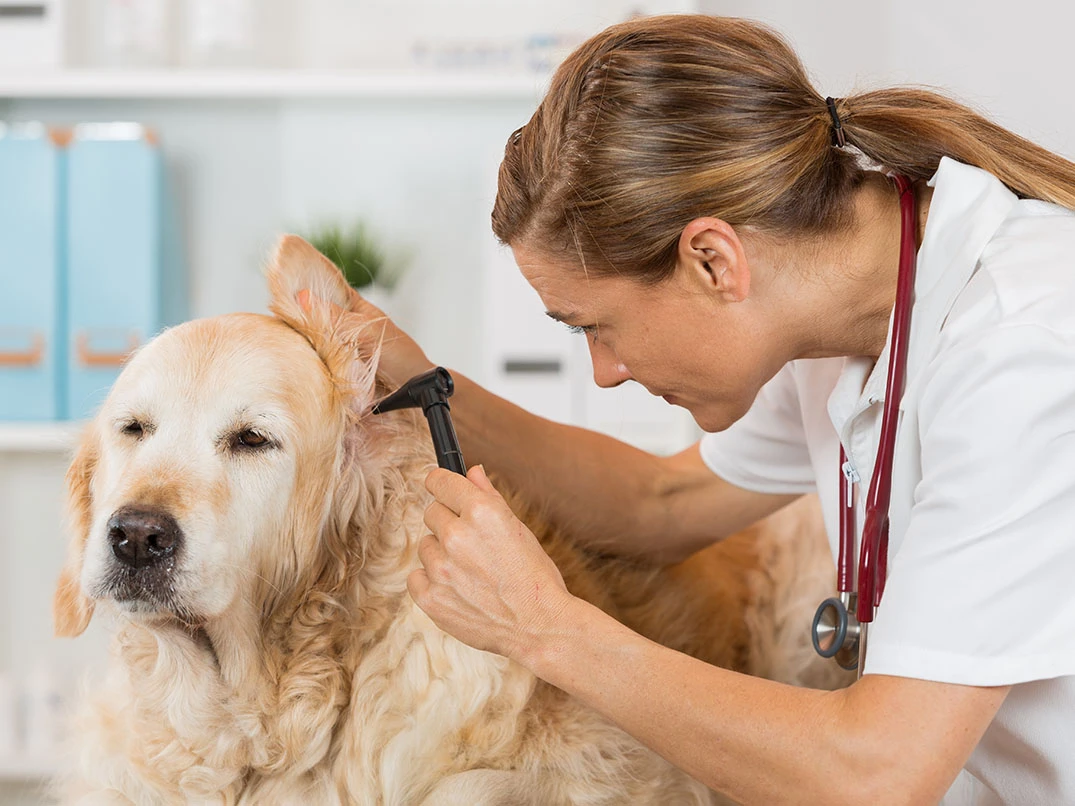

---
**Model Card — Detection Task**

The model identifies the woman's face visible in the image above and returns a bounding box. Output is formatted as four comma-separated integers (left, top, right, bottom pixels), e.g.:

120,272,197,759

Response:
511,242,786,433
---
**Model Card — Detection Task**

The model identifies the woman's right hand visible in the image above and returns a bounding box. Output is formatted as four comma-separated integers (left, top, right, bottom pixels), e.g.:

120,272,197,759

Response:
297,285,435,389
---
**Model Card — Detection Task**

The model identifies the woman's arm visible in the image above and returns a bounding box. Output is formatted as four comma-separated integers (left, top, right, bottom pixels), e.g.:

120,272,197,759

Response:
530,595,1009,805
413,466,1010,806
315,288,795,563
448,373,798,563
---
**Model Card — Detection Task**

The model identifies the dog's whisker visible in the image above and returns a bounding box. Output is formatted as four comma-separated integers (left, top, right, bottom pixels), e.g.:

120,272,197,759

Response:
208,559,287,599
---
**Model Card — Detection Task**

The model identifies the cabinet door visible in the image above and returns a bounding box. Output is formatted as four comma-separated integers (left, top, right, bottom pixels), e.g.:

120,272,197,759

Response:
0,127,62,421
482,239,576,425
66,127,162,421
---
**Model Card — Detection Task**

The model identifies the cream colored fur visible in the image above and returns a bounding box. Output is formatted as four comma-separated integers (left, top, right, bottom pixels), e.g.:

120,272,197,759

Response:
53,236,849,805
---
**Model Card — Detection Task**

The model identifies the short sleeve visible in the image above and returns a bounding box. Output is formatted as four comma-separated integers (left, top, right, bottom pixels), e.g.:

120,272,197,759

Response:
866,325,1075,685
699,362,817,495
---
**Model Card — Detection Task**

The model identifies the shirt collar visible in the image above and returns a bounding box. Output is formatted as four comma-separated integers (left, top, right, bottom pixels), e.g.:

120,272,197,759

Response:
827,158,1019,433
901,157,1019,402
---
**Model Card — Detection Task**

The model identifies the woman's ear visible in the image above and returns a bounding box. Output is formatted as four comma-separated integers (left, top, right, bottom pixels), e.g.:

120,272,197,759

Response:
54,428,99,637
678,217,751,302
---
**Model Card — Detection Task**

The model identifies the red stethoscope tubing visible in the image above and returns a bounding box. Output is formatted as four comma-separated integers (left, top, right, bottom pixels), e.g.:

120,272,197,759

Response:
836,174,919,626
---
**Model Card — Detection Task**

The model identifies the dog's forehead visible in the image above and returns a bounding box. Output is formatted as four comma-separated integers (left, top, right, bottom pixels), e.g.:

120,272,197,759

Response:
109,313,331,416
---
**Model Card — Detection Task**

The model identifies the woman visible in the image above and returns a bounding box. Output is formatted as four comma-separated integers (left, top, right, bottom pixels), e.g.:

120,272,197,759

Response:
316,15,1075,804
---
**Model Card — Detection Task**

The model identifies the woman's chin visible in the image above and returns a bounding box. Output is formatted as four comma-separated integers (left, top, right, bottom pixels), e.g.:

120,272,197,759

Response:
684,403,740,434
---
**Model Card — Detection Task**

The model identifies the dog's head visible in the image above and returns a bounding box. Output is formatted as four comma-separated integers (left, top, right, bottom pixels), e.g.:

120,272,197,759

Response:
54,236,410,637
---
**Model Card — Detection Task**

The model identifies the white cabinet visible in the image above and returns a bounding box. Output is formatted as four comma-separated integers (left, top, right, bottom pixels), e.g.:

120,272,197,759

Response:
0,430,107,801
482,239,576,425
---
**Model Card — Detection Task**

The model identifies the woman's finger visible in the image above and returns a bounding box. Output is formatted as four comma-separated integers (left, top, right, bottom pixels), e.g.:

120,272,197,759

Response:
406,568,432,606
467,464,499,495
425,467,481,512
296,288,313,313
346,284,387,316
423,500,458,536
295,289,350,332
416,533,447,575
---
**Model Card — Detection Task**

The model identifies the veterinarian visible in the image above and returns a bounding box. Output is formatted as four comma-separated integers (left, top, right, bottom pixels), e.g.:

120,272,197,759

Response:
323,15,1075,804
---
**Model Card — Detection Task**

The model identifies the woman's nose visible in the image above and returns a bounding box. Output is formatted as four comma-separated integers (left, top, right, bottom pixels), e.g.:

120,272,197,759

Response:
587,337,632,388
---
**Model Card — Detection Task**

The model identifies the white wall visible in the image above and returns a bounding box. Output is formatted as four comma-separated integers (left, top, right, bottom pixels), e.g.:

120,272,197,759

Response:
701,0,1075,158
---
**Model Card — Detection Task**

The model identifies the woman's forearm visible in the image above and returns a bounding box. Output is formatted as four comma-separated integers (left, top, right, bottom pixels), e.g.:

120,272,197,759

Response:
521,596,1004,806
524,595,846,803
447,371,685,557
448,372,797,562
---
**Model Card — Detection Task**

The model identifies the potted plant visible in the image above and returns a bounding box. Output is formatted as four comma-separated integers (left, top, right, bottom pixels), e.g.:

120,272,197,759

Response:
302,221,400,312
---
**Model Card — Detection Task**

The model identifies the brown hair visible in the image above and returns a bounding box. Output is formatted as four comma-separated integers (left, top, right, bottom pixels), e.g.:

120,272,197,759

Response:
492,14,1075,282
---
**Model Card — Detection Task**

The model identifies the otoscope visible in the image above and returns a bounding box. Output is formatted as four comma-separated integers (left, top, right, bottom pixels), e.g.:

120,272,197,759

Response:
371,367,467,475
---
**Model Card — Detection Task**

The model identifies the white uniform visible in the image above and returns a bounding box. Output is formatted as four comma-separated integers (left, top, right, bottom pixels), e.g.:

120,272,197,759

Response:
700,157,1075,804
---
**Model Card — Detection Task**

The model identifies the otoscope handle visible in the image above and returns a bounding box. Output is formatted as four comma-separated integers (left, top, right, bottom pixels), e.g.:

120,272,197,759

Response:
425,401,467,475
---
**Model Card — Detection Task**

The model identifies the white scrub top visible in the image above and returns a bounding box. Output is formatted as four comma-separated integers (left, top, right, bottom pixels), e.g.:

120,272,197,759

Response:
700,157,1075,805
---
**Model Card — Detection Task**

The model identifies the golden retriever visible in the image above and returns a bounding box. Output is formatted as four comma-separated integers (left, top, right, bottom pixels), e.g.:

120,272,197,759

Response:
52,236,847,805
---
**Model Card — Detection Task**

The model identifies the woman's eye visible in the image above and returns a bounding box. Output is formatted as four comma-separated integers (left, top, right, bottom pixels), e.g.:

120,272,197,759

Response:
566,324,598,341
236,429,270,449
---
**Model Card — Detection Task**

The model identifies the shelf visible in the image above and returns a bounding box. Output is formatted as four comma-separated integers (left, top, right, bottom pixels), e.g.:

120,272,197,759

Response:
0,753,59,780
0,69,551,101
0,422,83,453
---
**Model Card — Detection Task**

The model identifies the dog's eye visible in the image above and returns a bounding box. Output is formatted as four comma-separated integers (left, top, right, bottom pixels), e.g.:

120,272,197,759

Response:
121,421,146,439
235,429,271,449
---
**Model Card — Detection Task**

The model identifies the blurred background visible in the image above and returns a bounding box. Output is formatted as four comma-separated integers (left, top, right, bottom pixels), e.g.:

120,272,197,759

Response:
0,0,1070,802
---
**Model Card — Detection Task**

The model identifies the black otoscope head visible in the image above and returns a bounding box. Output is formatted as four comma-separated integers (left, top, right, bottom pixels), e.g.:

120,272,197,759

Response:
372,366,454,415
371,367,467,475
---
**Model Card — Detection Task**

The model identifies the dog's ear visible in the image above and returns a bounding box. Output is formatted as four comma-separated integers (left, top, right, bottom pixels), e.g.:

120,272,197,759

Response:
267,235,383,399
54,427,99,637
268,234,353,322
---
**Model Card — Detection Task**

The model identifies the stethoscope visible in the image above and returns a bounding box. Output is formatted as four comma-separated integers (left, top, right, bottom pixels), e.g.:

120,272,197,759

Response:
811,174,918,677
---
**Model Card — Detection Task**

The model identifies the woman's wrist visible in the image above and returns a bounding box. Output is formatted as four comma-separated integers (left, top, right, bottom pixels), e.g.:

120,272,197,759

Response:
511,589,581,675
514,592,634,686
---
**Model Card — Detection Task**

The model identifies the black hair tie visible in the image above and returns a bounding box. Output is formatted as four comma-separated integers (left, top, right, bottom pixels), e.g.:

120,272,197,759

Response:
826,97,847,148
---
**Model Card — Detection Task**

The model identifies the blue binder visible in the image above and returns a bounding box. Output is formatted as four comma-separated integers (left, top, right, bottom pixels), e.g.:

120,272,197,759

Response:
0,124,64,421
66,125,165,421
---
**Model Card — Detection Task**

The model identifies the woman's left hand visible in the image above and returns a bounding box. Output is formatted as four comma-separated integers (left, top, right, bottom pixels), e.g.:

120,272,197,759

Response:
408,465,574,663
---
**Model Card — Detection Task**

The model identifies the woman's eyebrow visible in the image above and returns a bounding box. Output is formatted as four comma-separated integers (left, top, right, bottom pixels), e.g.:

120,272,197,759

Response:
545,309,585,325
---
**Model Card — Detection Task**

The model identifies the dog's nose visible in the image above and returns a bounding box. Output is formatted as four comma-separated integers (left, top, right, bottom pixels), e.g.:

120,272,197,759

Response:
107,508,182,569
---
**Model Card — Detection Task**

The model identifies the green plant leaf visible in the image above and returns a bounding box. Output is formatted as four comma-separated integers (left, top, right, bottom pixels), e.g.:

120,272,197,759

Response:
302,222,387,289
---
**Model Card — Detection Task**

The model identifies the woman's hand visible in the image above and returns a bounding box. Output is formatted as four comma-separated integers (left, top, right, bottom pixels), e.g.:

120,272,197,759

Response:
409,465,574,663
297,285,434,389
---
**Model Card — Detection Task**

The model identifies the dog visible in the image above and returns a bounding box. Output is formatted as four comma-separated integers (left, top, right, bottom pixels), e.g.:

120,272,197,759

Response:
52,235,849,805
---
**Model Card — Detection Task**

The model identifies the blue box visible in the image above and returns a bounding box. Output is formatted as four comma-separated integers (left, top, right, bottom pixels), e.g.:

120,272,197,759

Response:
66,125,168,421
0,124,64,421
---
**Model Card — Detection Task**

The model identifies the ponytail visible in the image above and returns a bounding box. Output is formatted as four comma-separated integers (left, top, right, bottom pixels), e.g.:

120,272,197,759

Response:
835,89,1075,208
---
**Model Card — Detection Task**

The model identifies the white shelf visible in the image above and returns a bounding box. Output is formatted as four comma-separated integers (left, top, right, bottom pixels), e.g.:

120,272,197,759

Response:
0,69,550,100
0,422,82,453
0,753,59,780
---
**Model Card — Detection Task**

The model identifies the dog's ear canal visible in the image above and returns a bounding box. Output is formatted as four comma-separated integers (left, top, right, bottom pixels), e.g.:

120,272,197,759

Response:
54,429,99,638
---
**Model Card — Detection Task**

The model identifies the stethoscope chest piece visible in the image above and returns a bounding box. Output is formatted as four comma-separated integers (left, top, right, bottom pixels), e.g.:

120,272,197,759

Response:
811,593,860,671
